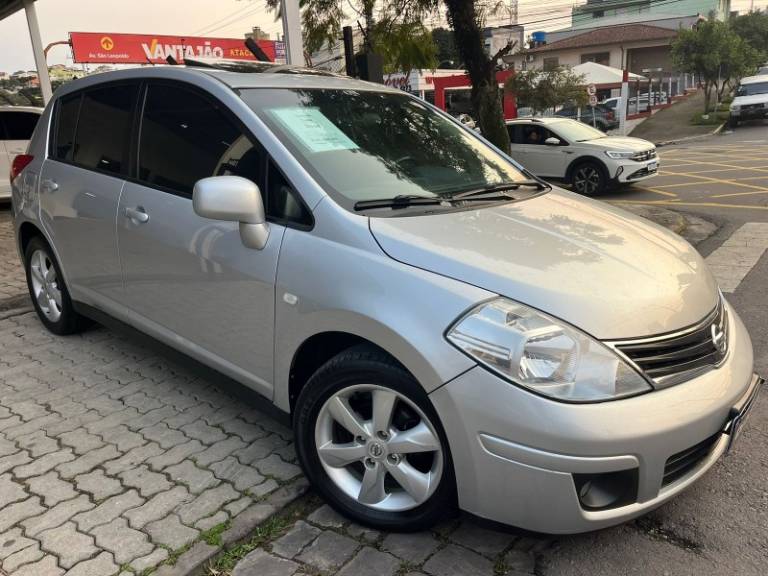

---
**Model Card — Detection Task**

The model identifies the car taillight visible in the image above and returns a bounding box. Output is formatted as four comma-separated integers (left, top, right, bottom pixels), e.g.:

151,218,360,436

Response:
10,154,34,184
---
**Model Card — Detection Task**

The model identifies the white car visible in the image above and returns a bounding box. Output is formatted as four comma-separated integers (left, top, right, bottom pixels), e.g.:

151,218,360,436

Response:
729,75,768,126
1,106,43,202
506,117,658,195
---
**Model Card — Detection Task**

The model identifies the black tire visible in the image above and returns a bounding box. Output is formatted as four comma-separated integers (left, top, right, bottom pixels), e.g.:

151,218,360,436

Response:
294,344,456,531
24,236,87,335
571,160,608,196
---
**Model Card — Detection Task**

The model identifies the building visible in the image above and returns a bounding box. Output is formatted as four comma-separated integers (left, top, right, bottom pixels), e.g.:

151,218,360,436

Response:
244,26,271,41
48,64,80,82
571,0,730,29
484,24,525,62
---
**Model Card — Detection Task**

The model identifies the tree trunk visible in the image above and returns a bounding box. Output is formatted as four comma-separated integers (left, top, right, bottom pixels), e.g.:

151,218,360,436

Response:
443,0,510,152
703,81,712,113
362,0,376,52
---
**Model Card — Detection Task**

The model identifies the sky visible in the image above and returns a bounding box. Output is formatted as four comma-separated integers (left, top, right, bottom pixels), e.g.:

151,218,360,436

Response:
0,0,763,73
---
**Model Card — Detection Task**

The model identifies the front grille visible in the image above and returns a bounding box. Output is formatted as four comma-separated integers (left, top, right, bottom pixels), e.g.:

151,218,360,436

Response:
743,103,765,111
610,298,728,387
662,433,720,486
633,149,657,161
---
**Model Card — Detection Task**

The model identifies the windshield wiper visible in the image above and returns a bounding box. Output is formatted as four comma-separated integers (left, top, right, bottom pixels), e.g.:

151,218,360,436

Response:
354,195,445,211
449,181,548,200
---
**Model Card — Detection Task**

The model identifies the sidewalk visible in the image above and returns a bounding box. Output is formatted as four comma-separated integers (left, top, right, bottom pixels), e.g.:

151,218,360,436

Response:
628,91,722,145
616,203,718,246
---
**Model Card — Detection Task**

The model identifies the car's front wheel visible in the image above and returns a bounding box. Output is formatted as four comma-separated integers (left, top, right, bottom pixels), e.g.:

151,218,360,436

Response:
571,161,608,196
294,345,455,531
24,236,87,335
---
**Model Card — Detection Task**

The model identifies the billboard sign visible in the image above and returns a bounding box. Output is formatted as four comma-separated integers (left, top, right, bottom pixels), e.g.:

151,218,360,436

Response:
69,32,279,64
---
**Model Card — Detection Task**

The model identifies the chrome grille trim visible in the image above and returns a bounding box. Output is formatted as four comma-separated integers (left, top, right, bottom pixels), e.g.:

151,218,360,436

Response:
632,149,657,162
605,297,728,388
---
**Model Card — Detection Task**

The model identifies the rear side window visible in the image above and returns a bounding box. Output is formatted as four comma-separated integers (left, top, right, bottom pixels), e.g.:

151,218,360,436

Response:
73,84,138,175
54,93,81,161
1,112,39,140
138,84,248,194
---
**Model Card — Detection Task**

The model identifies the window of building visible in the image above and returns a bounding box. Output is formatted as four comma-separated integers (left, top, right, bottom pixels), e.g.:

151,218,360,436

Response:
543,57,559,71
580,52,611,66
73,84,138,175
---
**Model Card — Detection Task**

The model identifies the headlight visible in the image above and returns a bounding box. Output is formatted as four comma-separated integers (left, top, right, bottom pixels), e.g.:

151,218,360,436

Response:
605,150,634,159
730,105,740,112
447,298,652,402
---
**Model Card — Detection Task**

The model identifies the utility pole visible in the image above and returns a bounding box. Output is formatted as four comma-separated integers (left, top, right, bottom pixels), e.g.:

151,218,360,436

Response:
281,0,304,66
23,0,52,104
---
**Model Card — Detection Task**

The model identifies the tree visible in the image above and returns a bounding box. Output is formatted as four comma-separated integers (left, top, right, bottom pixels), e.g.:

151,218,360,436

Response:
671,19,761,112
431,27,461,68
505,67,587,115
731,10,768,61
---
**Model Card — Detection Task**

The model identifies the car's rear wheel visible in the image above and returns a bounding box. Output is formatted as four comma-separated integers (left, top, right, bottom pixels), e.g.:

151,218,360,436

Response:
294,345,455,531
24,236,87,335
571,161,608,196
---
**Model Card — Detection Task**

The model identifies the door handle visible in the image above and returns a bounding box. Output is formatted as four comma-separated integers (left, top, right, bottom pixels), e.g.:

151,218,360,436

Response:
124,206,150,224
41,179,58,193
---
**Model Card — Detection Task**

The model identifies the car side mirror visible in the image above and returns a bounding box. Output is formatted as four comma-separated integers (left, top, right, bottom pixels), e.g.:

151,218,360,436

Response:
544,137,561,146
193,176,269,250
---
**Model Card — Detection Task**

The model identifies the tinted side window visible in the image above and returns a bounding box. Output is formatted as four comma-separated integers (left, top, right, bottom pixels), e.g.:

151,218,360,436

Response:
266,160,311,226
74,84,138,175
2,112,39,140
139,84,248,194
54,93,81,161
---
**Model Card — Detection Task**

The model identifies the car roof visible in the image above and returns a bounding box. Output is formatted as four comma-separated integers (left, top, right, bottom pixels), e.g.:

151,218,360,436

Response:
505,117,569,125
740,75,768,85
0,106,43,113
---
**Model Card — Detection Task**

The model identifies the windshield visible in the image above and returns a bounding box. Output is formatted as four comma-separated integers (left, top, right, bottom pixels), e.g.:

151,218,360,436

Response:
550,120,607,142
737,81,768,97
240,88,531,211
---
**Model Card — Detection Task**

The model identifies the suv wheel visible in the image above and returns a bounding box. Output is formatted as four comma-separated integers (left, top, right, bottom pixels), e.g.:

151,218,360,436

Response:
24,236,87,335
294,345,455,531
572,161,608,196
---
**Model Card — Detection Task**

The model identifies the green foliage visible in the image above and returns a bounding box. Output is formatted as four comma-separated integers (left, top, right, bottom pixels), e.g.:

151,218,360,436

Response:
431,27,461,68
371,18,437,75
505,67,588,115
731,10,768,61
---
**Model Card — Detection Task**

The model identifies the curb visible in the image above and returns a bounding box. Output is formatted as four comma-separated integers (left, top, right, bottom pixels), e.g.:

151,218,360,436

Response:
153,478,310,576
0,294,33,320
655,122,726,147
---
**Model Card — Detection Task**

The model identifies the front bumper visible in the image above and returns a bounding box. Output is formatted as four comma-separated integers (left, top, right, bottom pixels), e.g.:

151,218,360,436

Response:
731,107,768,121
613,158,659,184
430,302,757,533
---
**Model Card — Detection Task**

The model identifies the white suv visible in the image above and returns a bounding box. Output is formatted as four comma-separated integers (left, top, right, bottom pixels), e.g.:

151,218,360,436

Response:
506,117,658,195
730,75,768,126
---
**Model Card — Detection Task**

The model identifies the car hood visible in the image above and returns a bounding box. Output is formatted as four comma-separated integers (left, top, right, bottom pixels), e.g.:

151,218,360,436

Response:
581,136,653,151
369,189,718,340
732,93,768,106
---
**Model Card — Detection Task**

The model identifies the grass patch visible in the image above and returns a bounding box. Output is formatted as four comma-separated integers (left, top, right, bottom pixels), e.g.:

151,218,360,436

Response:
691,110,729,125
201,520,232,547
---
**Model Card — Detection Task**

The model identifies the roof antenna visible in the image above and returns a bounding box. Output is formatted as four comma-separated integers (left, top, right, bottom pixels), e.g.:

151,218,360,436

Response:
245,37,270,62
166,55,179,66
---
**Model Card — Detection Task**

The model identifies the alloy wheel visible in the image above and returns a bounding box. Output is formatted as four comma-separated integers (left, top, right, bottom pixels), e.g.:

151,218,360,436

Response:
574,166,602,195
29,249,63,323
314,384,444,512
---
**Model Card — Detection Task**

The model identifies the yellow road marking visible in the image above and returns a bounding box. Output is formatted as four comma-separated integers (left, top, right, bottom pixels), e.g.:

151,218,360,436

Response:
711,190,768,198
610,199,768,211
632,186,678,197
651,172,768,191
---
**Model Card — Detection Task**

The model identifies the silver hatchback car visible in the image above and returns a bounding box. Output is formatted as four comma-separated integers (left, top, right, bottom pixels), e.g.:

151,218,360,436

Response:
10,63,762,534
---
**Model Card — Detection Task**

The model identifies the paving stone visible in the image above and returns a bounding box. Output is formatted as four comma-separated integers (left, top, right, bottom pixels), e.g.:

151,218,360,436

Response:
16,430,58,457
0,416,22,432
8,401,48,421
248,478,280,499
57,445,121,480
103,442,164,476
25,472,77,507
73,469,123,501
209,456,265,491
255,418,293,441
124,486,192,529
203,405,243,426
131,547,169,572
307,504,346,528
3,543,43,572
423,544,494,576
122,392,164,414
193,436,247,466
146,439,205,471
51,400,88,419
225,495,254,517
65,551,119,576
118,464,172,497
3,414,62,440
0,528,36,561
0,473,27,508
338,546,400,576
73,490,145,533
219,418,266,442
92,518,154,564
45,411,102,437
140,423,188,449
296,530,359,571
504,548,536,574
83,394,125,415
166,460,220,494
38,522,98,569
195,510,229,531
346,522,380,544
177,483,240,526
145,514,199,550
382,531,440,563
13,449,74,479
255,454,302,482
273,443,298,463
12,554,63,576
97,425,146,452
85,408,141,435
233,434,287,464
153,541,217,576
0,497,45,533
232,549,299,576
221,504,276,546
449,522,516,558
58,428,105,455
23,494,94,537
271,520,321,558
0,450,32,474
180,420,227,445
0,435,17,457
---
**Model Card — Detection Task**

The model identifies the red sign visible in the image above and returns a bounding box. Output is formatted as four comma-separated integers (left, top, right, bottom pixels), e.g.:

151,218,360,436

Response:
69,32,279,64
